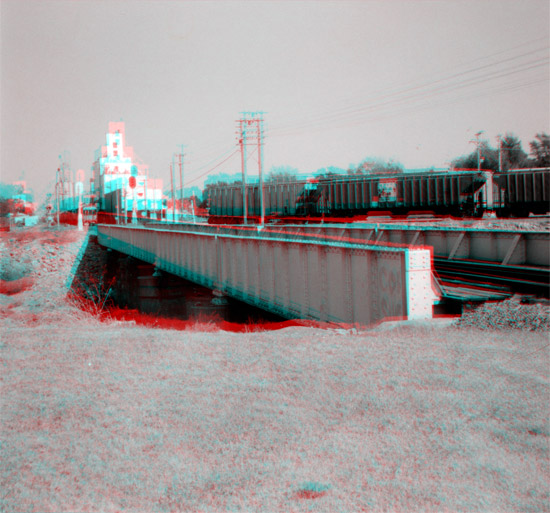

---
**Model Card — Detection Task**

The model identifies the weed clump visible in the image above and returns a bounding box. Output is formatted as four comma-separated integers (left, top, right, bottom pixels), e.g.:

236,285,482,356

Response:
294,482,331,500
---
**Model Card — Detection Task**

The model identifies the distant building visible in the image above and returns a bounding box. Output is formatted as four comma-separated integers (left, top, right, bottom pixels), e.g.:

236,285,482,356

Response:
57,169,94,212
93,122,163,213
11,181,36,215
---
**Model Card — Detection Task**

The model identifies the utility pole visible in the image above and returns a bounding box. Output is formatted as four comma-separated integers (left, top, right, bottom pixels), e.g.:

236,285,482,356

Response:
123,188,127,224
239,121,248,224
58,154,64,212
116,188,120,224
55,166,60,226
77,194,83,231
237,112,265,225
144,170,148,219
170,158,175,222
178,145,185,218
57,151,72,212
474,131,484,172
496,135,503,172
258,116,265,226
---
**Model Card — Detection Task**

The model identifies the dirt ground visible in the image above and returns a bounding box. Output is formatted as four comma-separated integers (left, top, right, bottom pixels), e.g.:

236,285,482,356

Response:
1,225,549,512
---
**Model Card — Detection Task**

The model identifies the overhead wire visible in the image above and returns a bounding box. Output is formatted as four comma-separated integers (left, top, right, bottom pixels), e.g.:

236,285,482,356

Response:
344,75,549,131
185,147,240,186
266,41,549,138
272,41,548,131
182,123,267,185
166,37,548,186
274,61,548,137
269,60,548,137
271,73,548,141
280,36,550,123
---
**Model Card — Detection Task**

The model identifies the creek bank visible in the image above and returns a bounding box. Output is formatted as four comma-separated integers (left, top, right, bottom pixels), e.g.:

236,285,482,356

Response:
70,235,286,326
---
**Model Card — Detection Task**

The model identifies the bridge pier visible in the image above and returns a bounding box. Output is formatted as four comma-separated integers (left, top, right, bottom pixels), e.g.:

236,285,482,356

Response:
110,254,230,319
136,264,163,314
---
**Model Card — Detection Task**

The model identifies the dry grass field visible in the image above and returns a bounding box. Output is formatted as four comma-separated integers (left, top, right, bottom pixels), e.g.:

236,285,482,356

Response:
1,227,549,512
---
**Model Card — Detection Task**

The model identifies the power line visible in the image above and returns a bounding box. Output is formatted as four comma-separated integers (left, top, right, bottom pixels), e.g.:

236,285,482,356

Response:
267,42,549,138
290,36,549,120
283,42,548,129
271,74,548,139
188,145,237,172
185,148,240,186
268,63,548,137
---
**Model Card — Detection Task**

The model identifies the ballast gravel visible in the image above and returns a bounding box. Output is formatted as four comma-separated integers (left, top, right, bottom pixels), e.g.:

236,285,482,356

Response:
454,295,550,331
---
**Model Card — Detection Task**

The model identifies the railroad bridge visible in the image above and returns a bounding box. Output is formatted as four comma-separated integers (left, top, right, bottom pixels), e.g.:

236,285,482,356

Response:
96,222,549,326
97,223,436,326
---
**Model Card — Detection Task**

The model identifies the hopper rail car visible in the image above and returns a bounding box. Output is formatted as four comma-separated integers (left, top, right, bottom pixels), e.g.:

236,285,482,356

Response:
205,168,550,224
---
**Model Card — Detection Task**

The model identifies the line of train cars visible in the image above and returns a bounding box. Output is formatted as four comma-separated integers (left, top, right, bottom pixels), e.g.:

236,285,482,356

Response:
205,167,550,223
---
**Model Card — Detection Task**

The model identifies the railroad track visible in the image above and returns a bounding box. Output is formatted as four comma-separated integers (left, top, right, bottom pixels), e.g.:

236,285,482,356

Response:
434,257,550,298
143,220,550,301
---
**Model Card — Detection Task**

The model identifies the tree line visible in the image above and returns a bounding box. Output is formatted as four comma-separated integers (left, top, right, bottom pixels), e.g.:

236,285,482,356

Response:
452,132,549,171
205,131,550,186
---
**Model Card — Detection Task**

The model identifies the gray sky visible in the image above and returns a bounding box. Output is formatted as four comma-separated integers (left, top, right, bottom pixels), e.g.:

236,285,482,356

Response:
1,0,549,201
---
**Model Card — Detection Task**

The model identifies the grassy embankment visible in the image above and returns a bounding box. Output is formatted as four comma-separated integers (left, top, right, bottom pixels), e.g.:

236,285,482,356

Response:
1,226,548,512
